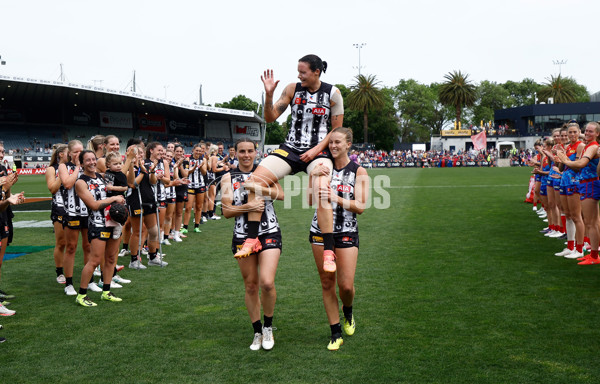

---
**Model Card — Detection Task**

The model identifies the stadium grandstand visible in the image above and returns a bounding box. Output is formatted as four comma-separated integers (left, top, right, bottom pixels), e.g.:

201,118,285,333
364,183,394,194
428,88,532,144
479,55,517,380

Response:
0,75,264,167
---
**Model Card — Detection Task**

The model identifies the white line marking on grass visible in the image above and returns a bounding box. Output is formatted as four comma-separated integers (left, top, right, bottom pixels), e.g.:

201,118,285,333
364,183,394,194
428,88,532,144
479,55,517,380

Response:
284,184,525,191
387,184,526,189
14,210,51,213
13,220,53,228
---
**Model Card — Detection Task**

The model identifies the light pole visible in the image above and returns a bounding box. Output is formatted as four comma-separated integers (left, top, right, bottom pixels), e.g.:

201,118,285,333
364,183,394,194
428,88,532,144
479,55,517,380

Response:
553,59,567,76
353,43,366,77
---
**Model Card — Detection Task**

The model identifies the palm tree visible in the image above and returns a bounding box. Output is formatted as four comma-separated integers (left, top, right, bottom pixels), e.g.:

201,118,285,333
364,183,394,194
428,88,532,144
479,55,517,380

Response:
438,70,476,126
347,74,384,143
537,74,577,104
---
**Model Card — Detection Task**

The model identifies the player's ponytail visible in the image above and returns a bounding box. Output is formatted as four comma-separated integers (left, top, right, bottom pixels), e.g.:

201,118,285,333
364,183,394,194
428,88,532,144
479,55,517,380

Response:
299,54,326,76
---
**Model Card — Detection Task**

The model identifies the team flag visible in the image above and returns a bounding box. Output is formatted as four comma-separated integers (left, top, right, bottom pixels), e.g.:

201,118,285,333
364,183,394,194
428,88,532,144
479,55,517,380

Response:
471,131,487,150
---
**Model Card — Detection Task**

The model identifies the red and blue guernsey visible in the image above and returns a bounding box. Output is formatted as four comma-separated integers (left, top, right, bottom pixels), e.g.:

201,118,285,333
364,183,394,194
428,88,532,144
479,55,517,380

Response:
561,141,582,187
541,155,551,184
578,141,600,202
579,141,599,182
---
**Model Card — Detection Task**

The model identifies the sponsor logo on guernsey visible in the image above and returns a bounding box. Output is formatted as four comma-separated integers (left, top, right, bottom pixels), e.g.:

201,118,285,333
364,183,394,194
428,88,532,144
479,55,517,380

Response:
188,189,195,193
312,235,323,243
100,231,111,239
273,149,289,158
337,185,351,193
265,239,273,244
68,220,80,226
88,183,97,190
294,97,307,105
342,236,351,242
233,182,241,190
312,107,326,116
134,209,142,215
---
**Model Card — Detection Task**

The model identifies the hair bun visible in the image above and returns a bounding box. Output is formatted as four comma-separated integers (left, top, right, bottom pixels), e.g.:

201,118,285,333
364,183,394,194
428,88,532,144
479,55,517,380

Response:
322,61,328,73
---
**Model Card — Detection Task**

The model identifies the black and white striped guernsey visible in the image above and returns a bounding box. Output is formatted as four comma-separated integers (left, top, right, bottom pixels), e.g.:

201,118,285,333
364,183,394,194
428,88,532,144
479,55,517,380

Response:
62,162,88,217
154,159,167,201
286,81,338,152
79,172,107,228
310,161,359,234
51,163,65,213
231,167,279,239
188,156,206,189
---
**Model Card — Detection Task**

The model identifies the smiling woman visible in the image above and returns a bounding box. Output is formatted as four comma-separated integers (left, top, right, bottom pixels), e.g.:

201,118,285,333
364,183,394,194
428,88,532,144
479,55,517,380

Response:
220,138,284,351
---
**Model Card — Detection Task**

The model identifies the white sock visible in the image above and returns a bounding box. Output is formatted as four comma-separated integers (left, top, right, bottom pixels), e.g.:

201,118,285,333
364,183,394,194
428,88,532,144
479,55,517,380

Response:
566,219,576,241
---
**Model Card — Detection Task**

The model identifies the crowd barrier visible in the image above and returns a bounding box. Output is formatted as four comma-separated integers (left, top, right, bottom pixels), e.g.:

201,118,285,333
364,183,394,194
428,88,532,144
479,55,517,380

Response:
359,160,496,168
15,168,47,175
14,160,505,175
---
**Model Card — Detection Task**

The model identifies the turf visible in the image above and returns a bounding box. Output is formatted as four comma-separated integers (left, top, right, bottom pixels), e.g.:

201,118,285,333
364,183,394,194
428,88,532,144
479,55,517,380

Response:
1,168,599,383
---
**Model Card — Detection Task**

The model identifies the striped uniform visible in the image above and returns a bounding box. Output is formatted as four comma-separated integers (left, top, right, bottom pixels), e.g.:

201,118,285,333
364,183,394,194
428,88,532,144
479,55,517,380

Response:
62,162,88,228
153,160,167,207
309,161,360,249
286,82,338,152
578,141,600,200
165,162,176,203
187,156,206,194
230,166,281,254
79,173,113,241
50,163,66,223
206,156,216,186
0,165,13,241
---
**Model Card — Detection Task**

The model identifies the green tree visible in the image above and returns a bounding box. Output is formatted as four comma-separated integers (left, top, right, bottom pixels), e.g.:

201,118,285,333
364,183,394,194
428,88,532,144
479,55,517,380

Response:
362,88,401,150
537,75,589,104
336,83,363,140
503,78,540,107
471,80,510,126
264,121,287,145
346,74,385,143
391,80,452,140
216,94,259,112
439,70,476,126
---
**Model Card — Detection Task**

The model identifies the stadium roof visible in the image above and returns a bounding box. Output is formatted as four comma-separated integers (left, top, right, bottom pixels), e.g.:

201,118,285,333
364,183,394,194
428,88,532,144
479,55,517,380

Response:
0,74,264,123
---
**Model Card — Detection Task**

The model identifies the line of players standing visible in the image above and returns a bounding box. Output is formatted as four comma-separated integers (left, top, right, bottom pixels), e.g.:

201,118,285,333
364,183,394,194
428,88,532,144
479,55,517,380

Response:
46,135,237,307
0,140,26,341
531,121,600,265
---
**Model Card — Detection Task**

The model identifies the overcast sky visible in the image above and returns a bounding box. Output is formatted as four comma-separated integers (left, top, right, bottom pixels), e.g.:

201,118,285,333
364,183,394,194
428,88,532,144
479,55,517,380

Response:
2,0,598,110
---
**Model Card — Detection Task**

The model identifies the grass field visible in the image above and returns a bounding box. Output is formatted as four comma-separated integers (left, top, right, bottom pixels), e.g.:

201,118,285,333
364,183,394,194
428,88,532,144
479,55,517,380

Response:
2,168,600,383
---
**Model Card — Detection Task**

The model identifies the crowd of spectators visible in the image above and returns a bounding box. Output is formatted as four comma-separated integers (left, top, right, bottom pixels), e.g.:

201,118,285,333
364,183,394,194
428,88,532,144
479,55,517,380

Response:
469,124,515,136
350,148,498,167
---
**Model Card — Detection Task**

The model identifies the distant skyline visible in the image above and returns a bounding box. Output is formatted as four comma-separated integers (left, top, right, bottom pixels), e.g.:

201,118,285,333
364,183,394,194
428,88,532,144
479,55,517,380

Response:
2,0,598,111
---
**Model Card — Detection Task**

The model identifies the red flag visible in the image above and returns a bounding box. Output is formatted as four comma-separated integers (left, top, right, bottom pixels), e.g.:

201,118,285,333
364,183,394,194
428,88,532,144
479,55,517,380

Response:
471,131,487,150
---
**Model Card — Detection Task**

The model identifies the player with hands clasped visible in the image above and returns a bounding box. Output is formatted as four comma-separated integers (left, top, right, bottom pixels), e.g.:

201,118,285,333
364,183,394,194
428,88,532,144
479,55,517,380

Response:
221,138,284,351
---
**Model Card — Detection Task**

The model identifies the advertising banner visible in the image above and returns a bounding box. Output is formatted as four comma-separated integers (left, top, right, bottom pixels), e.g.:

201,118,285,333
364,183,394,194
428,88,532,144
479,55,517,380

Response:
100,111,133,129
16,168,47,175
139,114,166,132
441,129,472,137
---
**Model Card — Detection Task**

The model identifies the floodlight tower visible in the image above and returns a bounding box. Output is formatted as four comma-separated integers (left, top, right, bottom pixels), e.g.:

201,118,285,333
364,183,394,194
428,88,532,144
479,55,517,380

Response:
353,43,366,77
553,59,567,76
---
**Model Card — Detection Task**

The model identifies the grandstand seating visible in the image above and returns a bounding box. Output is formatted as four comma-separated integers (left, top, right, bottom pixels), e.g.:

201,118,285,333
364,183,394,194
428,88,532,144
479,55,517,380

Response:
1,124,61,155
1,123,235,156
